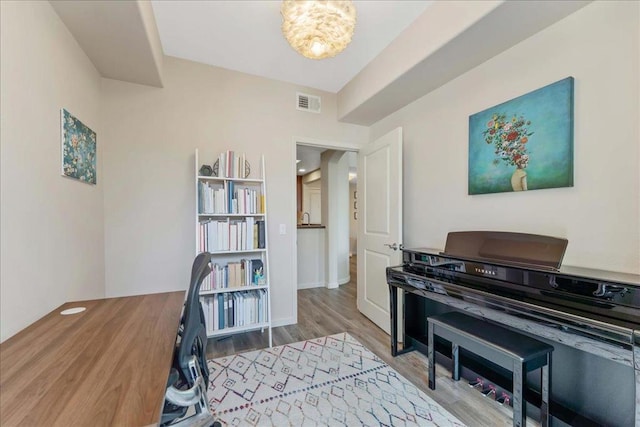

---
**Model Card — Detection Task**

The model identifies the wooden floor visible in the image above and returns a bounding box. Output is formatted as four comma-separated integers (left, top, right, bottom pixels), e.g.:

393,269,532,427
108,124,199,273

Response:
206,257,533,426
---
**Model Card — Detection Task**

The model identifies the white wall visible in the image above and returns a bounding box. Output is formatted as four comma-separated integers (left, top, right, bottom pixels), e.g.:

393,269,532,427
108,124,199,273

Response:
0,1,105,342
100,57,368,326
336,156,350,284
320,150,351,287
370,1,640,274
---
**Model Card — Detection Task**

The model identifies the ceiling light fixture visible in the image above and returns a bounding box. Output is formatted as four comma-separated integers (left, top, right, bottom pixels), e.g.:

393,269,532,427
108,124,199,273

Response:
299,168,306,172
281,0,357,60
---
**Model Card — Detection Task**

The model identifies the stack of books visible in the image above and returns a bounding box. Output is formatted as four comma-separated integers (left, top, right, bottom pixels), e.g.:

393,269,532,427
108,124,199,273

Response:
198,181,264,215
198,219,266,252
217,151,247,179
200,259,265,291
200,289,268,333
198,181,226,214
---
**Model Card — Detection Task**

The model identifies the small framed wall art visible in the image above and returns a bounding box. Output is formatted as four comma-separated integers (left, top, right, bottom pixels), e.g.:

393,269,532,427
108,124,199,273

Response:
61,108,96,184
468,77,574,195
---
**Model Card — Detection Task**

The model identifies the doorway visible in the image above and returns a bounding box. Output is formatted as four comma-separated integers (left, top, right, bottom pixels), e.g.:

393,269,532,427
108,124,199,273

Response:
295,143,358,293
290,128,403,334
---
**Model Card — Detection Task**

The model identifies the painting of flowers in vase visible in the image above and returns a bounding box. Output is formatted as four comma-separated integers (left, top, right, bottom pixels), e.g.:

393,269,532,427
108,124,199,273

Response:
468,77,574,195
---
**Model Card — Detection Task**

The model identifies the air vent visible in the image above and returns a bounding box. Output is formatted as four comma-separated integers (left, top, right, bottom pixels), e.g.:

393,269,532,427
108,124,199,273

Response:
297,92,321,113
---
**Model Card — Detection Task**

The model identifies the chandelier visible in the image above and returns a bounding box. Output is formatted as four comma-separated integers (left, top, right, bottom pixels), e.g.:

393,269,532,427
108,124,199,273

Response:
281,0,357,60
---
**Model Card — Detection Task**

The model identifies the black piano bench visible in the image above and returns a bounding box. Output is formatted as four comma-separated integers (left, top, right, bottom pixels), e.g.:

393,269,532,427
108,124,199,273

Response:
427,311,553,427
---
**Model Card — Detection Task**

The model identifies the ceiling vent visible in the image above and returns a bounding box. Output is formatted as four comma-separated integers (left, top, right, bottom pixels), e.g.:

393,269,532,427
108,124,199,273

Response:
297,92,321,113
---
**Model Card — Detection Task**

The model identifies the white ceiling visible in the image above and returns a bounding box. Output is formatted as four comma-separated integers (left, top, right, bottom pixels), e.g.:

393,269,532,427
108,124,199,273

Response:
296,146,357,183
150,1,432,93
296,145,325,175
50,1,164,87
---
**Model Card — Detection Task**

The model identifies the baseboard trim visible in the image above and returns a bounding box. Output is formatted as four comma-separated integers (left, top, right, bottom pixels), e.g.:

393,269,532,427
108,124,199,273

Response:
326,281,339,289
338,275,350,285
272,317,296,328
297,281,324,290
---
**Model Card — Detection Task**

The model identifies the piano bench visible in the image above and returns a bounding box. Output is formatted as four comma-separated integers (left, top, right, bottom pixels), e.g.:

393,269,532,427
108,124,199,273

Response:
427,311,553,427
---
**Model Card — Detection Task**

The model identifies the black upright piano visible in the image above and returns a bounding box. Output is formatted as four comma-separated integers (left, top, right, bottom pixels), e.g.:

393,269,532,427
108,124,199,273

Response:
386,231,640,427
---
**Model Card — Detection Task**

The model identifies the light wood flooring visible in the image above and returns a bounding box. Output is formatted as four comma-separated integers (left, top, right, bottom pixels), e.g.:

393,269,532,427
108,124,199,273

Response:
206,257,533,426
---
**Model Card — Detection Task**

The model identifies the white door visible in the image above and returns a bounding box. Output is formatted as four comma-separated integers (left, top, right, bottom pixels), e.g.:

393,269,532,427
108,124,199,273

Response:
357,128,403,335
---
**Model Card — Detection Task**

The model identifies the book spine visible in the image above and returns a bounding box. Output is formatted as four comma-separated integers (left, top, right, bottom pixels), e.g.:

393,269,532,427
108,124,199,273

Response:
210,298,215,333
213,296,219,330
257,220,266,249
223,294,228,329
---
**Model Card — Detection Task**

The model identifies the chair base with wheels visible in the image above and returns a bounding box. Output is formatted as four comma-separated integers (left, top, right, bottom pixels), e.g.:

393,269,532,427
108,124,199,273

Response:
162,356,216,427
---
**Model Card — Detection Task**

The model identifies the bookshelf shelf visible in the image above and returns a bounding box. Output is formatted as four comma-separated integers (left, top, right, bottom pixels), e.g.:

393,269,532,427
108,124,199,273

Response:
195,149,272,346
197,175,264,184
208,249,267,255
198,213,266,218
206,322,270,338
200,285,269,296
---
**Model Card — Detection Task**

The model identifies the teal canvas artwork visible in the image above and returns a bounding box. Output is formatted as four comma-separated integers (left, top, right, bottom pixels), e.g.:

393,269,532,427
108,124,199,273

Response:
61,108,96,184
468,77,574,195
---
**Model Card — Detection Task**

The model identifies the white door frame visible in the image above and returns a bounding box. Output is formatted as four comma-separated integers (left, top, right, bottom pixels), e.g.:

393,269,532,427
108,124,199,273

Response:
290,137,363,325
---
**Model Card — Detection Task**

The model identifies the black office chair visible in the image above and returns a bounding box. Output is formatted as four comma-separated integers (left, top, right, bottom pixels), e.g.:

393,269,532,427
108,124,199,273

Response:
161,252,219,427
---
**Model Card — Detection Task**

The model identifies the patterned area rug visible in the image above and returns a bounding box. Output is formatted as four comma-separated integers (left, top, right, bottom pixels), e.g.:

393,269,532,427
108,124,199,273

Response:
206,332,465,426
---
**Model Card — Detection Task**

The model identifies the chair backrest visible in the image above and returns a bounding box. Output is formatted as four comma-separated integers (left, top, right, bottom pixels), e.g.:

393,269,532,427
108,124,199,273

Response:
177,252,212,386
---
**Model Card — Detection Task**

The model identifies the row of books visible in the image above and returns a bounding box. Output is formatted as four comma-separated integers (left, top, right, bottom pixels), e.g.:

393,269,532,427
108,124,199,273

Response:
217,151,247,179
198,182,226,214
199,218,266,252
200,259,265,291
200,289,268,333
198,181,264,215
230,183,263,215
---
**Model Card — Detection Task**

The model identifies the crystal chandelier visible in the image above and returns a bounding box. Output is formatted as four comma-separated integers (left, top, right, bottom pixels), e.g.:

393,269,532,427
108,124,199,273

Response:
281,0,357,60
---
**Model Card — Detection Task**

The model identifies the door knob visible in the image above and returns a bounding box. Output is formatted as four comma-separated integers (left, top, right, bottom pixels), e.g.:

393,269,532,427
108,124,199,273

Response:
384,243,400,251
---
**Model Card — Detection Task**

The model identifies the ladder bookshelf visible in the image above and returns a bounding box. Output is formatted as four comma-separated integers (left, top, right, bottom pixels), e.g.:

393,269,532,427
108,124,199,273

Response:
195,149,272,347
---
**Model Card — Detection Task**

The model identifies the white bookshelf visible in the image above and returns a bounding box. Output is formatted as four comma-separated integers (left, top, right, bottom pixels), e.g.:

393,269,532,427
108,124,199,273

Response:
208,249,267,255
195,149,272,347
206,322,270,338
198,214,266,218
200,285,269,296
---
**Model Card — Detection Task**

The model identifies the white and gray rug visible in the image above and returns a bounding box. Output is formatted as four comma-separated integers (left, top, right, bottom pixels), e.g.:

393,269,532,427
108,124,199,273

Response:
206,332,465,426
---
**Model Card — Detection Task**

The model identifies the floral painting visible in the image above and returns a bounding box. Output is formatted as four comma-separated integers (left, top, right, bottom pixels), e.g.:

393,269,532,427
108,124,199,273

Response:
468,77,574,195
61,108,96,184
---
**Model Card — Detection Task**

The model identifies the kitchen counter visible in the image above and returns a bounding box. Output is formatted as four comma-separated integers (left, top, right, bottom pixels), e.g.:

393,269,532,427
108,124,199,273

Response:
297,226,325,289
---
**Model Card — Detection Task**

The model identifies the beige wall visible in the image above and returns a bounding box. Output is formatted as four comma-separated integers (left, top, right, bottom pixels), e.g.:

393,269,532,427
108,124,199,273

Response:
0,1,105,341
100,57,368,326
371,1,640,274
